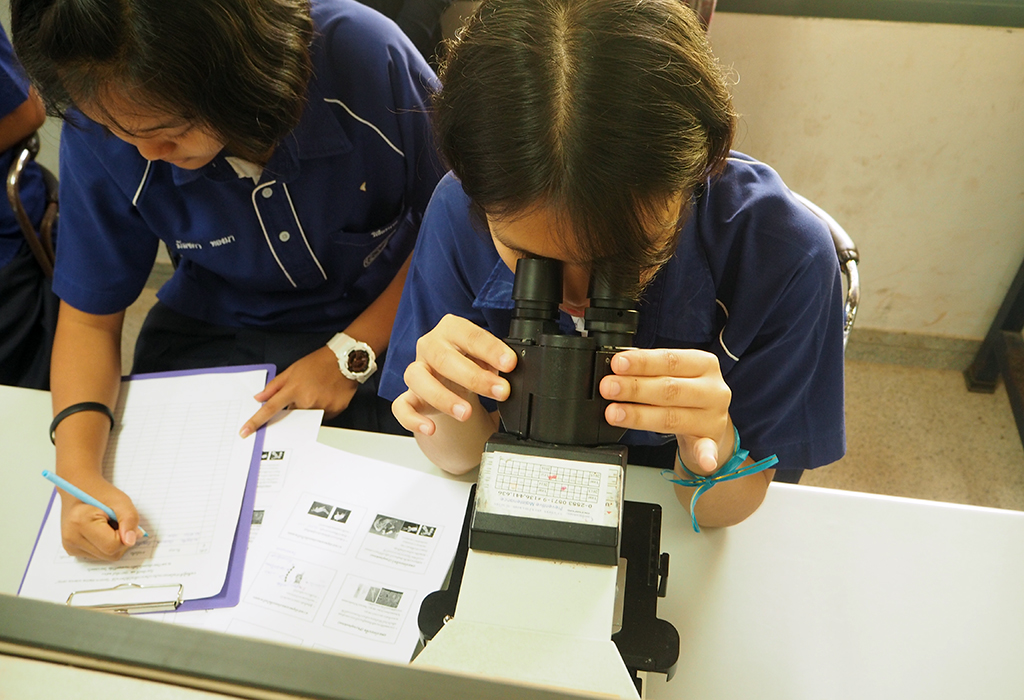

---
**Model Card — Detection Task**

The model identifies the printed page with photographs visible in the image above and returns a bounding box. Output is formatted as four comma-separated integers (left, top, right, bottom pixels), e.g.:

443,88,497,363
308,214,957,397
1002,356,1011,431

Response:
155,441,472,663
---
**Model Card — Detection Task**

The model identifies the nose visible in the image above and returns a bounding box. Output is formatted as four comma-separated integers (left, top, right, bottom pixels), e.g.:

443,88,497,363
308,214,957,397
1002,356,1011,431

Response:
563,263,592,307
132,138,175,162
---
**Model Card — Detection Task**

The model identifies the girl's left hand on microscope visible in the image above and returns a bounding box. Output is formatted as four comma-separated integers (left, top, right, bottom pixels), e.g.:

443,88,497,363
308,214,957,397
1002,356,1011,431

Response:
598,348,733,475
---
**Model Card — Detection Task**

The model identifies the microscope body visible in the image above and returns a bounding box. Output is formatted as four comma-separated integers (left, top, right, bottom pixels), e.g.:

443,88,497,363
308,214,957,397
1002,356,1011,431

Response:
414,258,676,700
469,257,638,565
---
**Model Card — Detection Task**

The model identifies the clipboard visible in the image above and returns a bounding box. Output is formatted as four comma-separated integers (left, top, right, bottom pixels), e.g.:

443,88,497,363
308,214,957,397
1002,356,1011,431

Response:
19,364,274,614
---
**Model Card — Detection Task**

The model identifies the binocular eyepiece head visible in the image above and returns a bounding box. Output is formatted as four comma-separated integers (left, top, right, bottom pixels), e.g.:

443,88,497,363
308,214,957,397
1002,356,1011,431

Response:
501,257,639,446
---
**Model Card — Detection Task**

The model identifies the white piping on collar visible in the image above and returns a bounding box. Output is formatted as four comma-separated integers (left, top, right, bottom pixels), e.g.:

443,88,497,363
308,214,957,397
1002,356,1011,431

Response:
132,160,153,207
322,97,404,157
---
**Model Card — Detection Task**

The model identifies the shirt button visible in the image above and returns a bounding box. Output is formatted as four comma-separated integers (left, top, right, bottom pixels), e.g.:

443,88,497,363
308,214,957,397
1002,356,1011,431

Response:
261,188,273,199
278,231,291,242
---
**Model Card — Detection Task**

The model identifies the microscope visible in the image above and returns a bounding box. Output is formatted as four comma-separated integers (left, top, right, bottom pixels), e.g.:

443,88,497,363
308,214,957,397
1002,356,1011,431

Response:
414,258,678,699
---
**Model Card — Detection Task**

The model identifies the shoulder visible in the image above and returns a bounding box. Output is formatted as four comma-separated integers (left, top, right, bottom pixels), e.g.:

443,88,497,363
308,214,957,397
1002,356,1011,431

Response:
702,153,835,265
692,152,838,313
311,0,428,73
426,172,474,220
59,115,153,201
309,0,437,111
418,173,496,266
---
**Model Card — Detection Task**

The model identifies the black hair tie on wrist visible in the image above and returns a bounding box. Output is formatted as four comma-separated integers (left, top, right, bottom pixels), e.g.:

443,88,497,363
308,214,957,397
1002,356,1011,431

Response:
49,402,115,445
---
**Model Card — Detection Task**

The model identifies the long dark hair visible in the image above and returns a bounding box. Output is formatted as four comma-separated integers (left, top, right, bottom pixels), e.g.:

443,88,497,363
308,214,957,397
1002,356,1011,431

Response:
11,0,313,164
434,0,736,277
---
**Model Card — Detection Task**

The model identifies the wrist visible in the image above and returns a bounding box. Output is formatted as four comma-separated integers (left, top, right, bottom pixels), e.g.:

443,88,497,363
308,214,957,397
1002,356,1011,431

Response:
675,424,737,477
663,426,779,533
327,333,378,384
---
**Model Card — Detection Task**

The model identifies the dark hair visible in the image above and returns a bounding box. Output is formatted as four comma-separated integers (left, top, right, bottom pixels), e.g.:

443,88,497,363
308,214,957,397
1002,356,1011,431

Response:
434,0,736,278
11,0,313,165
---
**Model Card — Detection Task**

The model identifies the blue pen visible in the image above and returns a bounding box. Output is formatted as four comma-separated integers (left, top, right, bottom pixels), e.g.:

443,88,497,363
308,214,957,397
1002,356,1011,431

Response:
41,470,149,538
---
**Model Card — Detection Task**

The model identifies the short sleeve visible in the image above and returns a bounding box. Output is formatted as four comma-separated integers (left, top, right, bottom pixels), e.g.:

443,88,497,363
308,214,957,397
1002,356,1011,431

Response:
52,120,159,313
699,159,846,470
379,174,501,401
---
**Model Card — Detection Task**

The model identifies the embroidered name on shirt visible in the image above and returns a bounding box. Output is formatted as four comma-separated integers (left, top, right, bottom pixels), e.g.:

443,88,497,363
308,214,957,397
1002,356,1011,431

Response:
209,235,236,247
176,240,203,250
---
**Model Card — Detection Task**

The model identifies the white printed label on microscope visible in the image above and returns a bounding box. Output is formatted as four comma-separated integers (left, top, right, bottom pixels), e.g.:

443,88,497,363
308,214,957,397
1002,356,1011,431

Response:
477,452,621,527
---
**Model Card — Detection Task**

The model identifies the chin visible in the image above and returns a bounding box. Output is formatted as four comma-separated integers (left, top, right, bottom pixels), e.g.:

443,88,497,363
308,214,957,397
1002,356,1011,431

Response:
168,156,215,169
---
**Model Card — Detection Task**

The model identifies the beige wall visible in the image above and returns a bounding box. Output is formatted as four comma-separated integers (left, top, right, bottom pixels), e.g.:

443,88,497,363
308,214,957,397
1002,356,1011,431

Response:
708,13,1024,339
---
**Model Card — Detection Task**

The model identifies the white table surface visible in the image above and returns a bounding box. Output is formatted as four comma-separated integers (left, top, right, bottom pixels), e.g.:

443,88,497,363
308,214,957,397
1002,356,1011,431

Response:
5,385,1024,699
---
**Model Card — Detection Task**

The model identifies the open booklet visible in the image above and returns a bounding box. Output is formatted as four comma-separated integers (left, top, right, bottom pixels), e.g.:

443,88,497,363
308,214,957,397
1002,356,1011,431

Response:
18,365,272,613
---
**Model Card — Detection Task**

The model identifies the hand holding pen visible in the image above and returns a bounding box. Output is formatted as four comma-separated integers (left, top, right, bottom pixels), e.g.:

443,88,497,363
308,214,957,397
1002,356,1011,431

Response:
42,470,150,561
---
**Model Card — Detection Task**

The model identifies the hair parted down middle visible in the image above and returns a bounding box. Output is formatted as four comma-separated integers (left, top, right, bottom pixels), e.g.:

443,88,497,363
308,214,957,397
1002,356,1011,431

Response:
433,0,737,280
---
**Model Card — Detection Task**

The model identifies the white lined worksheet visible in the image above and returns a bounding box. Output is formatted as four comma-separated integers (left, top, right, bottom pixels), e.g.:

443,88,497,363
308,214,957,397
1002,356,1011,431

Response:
19,367,268,606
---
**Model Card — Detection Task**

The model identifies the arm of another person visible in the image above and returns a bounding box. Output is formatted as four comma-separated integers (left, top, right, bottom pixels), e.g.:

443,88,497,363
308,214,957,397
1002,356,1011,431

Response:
241,20,443,436
241,253,414,436
0,86,44,152
50,301,143,559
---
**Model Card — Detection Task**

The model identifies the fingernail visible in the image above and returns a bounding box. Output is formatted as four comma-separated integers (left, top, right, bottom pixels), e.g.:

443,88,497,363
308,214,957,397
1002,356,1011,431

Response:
614,355,630,372
124,530,137,546
500,353,516,371
239,425,251,438
418,423,431,435
493,383,509,400
452,404,468,421
603,380,621,398
608,406,626,424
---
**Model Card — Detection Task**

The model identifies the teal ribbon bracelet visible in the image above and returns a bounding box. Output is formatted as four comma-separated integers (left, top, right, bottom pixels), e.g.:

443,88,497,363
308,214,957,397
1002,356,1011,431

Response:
661,426,779,533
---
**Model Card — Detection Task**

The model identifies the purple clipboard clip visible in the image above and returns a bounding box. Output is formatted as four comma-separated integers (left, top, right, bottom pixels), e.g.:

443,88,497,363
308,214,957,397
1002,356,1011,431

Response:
21,363,275,613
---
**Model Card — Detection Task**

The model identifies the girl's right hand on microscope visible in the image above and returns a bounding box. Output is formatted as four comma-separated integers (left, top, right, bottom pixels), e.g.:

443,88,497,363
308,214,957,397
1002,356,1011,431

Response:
393,315,518,435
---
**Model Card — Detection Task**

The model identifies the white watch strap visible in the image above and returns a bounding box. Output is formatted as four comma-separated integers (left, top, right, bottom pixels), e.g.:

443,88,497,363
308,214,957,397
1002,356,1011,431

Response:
327,333,377,383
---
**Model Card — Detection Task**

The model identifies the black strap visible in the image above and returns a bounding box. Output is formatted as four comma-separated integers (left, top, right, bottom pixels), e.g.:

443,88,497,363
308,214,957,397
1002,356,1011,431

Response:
49,402,115,444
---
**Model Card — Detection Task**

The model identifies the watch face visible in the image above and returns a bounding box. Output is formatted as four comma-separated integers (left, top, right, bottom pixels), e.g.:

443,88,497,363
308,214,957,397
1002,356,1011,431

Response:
346,349,371,374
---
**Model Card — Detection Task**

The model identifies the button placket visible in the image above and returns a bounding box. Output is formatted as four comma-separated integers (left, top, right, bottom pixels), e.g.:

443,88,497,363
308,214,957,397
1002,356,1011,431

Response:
252,182,326,287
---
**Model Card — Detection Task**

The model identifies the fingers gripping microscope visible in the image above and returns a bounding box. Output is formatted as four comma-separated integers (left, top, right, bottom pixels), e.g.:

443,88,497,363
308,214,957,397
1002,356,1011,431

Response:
414,258,679,699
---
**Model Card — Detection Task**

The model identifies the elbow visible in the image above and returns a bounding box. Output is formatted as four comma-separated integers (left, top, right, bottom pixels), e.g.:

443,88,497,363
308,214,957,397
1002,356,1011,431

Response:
439,460,479,477
27,90,46,131
412,432,480,476
683,469,773,529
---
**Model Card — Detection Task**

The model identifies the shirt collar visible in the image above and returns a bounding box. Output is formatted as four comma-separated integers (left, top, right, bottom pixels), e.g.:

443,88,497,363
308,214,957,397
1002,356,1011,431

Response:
171,79,353,187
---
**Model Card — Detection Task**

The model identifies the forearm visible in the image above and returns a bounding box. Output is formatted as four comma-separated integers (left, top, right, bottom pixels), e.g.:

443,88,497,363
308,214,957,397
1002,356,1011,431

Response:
0,88,45,152
672,462,774,529
414,405,500,475
50,302,125,485
339,254,412,354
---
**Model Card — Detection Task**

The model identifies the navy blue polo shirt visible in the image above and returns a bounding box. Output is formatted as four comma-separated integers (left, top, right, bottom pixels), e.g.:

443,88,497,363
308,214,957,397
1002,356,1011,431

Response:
0,26,47,269
53,0,442,332
380,155,847,472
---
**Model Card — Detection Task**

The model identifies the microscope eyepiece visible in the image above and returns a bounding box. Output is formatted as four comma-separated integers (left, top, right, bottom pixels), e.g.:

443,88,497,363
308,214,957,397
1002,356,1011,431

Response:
500,256,639,446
